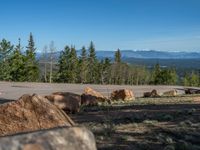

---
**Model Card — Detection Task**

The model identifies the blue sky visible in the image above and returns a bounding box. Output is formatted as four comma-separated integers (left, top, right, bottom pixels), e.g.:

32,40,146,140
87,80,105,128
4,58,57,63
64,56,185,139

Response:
0,0,200,52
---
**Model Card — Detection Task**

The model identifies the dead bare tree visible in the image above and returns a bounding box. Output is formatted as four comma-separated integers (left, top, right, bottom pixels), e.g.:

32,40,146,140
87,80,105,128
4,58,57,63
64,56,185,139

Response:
49,41,56,83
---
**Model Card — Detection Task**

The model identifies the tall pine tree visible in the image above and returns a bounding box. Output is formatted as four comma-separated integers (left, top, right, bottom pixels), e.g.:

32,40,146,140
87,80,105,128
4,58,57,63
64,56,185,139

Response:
112,49,123,84
69,46,78,83
79,46,88,83
114,49,121,63
57,46,71,82
9,38,26,81
87,41,98,83
25,33,39,81
0,39,14,80
103,58,111,84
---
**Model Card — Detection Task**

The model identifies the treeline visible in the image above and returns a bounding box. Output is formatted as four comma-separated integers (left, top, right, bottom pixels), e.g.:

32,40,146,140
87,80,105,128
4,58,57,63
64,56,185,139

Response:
0,33,39,81
0,33,199,86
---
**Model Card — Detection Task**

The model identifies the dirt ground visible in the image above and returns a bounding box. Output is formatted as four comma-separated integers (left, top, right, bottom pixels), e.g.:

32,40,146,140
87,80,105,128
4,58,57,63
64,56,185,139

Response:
70,96,200,150
0,82,200,150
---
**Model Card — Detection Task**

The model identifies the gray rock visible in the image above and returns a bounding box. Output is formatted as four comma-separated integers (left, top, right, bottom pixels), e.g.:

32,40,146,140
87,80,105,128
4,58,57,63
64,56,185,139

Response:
0,127,97,150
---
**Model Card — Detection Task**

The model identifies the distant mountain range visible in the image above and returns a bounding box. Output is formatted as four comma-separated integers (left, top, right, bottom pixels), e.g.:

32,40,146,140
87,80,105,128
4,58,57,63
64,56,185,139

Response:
77,50,200,59
37,50,200,60
37,50,200,70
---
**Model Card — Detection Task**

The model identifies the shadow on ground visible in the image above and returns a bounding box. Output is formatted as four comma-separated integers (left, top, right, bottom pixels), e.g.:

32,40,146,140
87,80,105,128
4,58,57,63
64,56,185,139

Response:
70,103,200,150
0,98,14,104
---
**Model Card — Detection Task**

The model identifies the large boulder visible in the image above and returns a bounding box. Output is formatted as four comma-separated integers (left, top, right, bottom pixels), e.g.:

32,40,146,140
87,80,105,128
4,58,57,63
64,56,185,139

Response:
0,94,74,136
111,89,135,101
143,89,160,98
0,127,97,150
45,92,81,114
84,87,105,99
82,87,110,105
185,88,200,94
162,90,177,96
81,94,98,106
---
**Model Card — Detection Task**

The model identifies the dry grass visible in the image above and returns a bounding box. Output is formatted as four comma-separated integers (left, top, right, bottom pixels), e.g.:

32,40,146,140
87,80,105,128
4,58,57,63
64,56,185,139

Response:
70,94,200,150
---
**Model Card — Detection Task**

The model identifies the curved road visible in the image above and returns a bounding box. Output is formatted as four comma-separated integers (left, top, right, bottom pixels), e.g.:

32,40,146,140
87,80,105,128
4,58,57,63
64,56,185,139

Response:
0,81,186,101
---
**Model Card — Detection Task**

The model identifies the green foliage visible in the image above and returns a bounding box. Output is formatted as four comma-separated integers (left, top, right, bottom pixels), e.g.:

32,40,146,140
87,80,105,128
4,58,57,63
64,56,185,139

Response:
0,62,12,81
57,46,71,82
115,49,121,63
183,71,199,87
9,39,26,81
183,73,190,86
152,63,177,85
78,46,88,83
151,63,161,84
190,72,199,86
0,39,14,62
24,33,39,81
57,46,78,83
87,41,98,83
0,39,14,80
69,46,78,83
1,36,199,87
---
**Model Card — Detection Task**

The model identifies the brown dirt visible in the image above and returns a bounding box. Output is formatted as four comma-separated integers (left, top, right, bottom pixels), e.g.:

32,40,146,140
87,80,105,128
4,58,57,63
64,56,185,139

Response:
70,96,200,150
0,82,199,149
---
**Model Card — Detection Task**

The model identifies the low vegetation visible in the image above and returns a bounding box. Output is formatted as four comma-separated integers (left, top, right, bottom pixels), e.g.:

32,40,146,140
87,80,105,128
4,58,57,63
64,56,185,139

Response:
70,94,200,150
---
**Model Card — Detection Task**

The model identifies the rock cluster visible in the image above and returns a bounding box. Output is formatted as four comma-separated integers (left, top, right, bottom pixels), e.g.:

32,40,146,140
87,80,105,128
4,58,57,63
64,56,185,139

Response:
45,87,135,111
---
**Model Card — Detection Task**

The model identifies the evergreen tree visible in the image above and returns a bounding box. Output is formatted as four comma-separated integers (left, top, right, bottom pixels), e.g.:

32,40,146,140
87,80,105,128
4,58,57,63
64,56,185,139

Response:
156,69,177,85
97,59,104,84
114,49,121,63
152,63,161,84
9,38,26,81
152,64,177,85
101,58,111,84
190,72,199,87
183,73,190,86
25,33,39,81
57,46,71,82
0,39,14,62
0,39,14,80
69,46,78,83
79,46,88,83
112,49,124,84
87,41,98,83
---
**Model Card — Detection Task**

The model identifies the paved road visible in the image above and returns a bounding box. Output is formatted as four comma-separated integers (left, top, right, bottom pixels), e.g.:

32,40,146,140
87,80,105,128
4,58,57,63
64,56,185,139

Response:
0,81,186,101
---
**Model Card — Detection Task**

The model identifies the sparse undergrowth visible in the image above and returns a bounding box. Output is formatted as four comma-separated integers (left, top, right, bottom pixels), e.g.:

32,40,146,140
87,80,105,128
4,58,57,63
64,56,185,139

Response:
71,95,200,150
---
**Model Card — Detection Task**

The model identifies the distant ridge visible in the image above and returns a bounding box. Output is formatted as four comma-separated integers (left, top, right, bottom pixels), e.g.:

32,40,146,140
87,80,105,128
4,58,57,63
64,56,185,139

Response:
37,50,200,59
37,50,200,69
90,50,200,59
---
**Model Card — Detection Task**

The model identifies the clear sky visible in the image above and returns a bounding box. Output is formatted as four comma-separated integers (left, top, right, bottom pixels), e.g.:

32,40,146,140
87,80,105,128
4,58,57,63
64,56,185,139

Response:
0,0,200,52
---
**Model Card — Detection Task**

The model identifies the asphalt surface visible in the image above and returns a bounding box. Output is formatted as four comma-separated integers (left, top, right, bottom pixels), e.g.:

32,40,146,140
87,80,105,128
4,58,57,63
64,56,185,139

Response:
0,81,186,101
